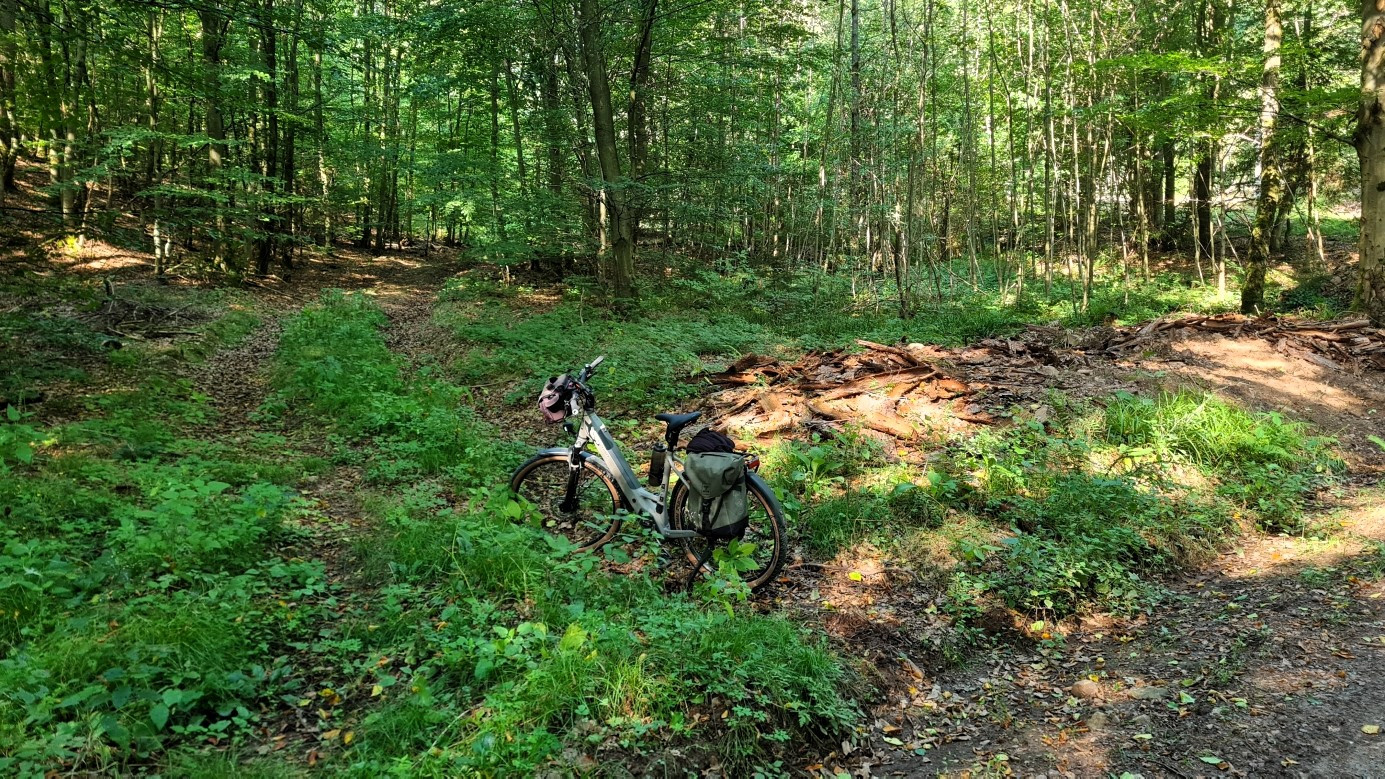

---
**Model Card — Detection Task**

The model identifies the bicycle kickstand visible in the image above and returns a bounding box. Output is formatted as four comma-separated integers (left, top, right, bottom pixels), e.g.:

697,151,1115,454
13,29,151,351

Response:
685,540,718,594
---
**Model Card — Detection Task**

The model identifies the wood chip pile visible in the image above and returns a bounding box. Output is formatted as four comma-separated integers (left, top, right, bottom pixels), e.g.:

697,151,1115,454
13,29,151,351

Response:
1094,313,1385,371
706,340,995,447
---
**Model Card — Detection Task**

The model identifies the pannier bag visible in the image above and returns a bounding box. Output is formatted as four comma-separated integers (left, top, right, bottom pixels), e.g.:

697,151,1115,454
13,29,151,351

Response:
681,429,748,539
537,374,570,424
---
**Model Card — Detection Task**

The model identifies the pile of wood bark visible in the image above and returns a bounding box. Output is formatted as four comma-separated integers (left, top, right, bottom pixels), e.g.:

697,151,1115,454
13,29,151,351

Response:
1094,313,1385,371
706,340,994,446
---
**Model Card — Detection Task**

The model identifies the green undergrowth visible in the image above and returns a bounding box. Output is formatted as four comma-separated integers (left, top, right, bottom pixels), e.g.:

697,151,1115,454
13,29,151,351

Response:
336,485,856,775
260,289,525,484
258,290,857,773
2,286,860,775
0,400,325,774
760,390,1341,627
435,256,1279,414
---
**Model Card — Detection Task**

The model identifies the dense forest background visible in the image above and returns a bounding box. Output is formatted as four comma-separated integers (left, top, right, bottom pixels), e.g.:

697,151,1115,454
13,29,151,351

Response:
0,0,1369,310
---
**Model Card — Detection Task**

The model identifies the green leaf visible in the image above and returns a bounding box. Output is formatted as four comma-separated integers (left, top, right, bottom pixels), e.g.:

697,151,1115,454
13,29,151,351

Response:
150,703,170,731
559,623,589,652
1200,755,1224,765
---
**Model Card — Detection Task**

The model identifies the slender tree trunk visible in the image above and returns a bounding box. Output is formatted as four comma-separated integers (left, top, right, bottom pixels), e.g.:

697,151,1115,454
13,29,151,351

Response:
0,0,19,196
199,8,228,269
1193,0,1224,269
144,11,162,189
504,58,528,206
577,0,637,301
540,47,567,253
1160,139,1175,232
1243,0,1283,313
279,0,304,270
257,0,279,276
627,0,657,249
849,0,863,258
489,61,508,250
314,17,331,251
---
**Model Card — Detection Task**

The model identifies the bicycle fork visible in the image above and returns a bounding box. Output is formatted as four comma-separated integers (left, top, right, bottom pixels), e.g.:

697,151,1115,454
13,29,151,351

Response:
559,455,583,514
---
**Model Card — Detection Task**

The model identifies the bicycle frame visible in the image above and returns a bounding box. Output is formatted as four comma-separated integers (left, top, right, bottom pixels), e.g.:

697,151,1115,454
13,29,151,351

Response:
541,408,702,540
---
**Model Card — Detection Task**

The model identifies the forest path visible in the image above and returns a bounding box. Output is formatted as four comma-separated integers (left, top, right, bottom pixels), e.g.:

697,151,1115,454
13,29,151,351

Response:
783,329,1385,777
180,249,471,763
866,486,1385,778
189,247,465,434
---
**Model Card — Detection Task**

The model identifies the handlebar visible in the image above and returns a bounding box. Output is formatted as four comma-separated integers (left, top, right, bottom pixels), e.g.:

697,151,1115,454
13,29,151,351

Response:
577,355,605,382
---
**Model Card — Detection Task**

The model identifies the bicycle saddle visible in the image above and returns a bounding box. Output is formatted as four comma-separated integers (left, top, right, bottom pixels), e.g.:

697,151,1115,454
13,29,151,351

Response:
655,411,702,443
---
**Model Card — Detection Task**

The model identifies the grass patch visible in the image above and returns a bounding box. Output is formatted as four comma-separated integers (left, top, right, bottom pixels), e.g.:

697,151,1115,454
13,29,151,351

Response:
263,289,524,486
763,389,1338,622
340,488,858,775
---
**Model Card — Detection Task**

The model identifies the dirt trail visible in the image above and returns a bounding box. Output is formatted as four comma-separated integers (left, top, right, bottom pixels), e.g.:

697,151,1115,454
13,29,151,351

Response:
189,249,464,429
798,328,1385,778
870,493,1385,778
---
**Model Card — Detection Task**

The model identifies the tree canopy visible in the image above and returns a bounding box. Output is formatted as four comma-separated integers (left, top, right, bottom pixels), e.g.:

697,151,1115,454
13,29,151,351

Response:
0,0,1365,306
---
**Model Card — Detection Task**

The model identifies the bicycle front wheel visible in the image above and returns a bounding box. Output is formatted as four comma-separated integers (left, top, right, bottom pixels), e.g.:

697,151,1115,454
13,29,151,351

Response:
509,453,624,551
670,471,787,591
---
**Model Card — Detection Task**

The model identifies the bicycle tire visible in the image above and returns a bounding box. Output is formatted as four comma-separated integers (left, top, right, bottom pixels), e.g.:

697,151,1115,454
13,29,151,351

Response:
669,471,787,591
509,453,624,551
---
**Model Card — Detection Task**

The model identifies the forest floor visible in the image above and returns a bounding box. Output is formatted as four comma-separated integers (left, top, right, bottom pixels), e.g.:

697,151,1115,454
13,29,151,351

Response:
6,219,1385,777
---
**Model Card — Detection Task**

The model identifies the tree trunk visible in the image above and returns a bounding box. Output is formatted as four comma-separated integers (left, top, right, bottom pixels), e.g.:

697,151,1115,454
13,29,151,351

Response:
849,0,863,243
627,0,657,247
1357,0,1385,323
1192,0,1223,268
489,61,508,249
314,14,331,251
577,0,636,301
280,0,304,270
199,9,228,269
0,0,17,196
1243,0,1283,314
542,49,564,202
144,11,162,189
256,0,279,277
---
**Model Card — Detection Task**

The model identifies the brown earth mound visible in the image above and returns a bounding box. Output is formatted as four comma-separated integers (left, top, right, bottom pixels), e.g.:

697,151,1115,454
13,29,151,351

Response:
1094,313,1385,371
705,340,1001,454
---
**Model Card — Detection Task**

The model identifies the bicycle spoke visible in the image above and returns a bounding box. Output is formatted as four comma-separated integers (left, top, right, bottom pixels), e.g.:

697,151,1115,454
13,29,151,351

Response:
514,457,621,550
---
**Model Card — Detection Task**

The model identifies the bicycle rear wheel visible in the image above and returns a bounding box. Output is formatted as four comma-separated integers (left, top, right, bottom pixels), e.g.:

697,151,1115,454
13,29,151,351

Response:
670,471,787,591
509,453,624,551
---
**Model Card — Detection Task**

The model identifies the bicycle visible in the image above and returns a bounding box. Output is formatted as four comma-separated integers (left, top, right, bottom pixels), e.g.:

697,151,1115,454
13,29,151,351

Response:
508,356,788,591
